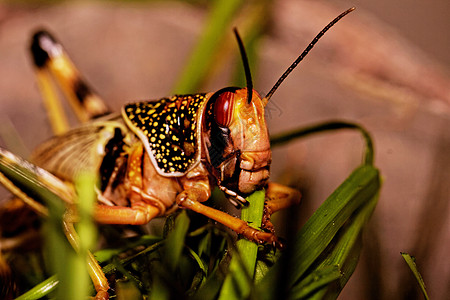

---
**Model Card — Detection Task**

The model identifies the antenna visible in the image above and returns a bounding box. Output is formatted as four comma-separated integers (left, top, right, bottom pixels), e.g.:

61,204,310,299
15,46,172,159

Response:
264,7,355,102
233,28,253,104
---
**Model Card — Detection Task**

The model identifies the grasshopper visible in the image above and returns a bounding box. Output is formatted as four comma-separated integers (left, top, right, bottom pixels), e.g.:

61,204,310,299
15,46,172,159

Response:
0,8,354,299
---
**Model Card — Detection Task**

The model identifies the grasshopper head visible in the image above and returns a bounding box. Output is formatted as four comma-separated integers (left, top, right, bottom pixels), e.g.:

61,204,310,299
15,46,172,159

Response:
205,7,355,203
202,87,271,201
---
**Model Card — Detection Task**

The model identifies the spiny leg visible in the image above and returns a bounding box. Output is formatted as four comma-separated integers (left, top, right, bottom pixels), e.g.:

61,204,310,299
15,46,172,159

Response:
176,171,282,247
32,66,70,135
62,217,109,300
94,204,161,225
30,30,110,129
178,194,281,246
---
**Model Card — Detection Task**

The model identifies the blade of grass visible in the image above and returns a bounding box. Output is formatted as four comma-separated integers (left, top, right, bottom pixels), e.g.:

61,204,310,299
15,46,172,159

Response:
14,275,59,300
289,265,342,299
172,0,244,93
258,165,380,299
164,210,190,270
401,253,430,300
294,188,379,299
16,236,164,299
54,173,97,300
288,165,379,285
94,235,162,263
218,189,265,300
0,147,74,209
270,121,374,165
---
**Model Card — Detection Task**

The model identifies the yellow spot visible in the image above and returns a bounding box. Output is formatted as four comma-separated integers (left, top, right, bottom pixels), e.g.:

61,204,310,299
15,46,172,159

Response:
150,137,156,142
160,134,165,139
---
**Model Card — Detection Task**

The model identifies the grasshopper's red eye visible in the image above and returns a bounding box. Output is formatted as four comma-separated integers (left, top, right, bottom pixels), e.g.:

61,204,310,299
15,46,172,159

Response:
214,91,235,127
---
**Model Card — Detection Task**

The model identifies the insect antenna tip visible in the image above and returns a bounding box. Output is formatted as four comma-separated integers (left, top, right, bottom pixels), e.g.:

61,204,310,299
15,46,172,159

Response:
264,7,356,103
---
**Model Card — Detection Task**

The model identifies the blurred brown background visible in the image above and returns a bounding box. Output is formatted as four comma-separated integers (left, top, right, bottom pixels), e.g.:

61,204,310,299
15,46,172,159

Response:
0,0,449,299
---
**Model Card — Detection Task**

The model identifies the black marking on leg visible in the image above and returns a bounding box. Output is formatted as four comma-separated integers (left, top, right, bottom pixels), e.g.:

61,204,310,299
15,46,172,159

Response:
30,30,60,68
74,80,92,104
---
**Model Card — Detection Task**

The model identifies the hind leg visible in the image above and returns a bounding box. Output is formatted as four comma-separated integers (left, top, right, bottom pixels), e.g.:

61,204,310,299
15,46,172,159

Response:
31,30,109,133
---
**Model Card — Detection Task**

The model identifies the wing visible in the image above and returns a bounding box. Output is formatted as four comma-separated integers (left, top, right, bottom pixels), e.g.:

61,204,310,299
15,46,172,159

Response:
31,114,129,182
122,94,208,176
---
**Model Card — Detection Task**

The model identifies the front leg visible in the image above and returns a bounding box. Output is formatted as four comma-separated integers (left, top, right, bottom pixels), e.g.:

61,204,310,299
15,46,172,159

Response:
265,182,301,213
177,165,281,247
261,182,302,234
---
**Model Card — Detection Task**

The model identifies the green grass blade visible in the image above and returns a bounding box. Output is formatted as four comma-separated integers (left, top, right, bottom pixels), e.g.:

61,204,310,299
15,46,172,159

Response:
258,165,380,299
164,210,190,270
270,121,374,165
401,253,430,300
187,246,208,275
0,154,94,299
0,150,98,299
172,0,244,94
218,190,265,300
0,147,67,215
56,174,97,300
14,275,59,300
16,235,164,299
288,165,379,285
289,265,342,299
94,235,162,263
301,188,379,299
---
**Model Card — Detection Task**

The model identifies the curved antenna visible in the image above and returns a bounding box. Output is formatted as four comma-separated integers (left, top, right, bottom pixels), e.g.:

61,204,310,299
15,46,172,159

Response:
264,7,355,102
233,28,253,104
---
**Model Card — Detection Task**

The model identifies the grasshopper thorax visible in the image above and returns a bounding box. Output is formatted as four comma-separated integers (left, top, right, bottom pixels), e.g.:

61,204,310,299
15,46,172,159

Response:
202,87,270,200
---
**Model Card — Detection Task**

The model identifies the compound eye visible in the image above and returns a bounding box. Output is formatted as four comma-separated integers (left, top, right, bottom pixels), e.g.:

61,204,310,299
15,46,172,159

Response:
213,91,235,127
